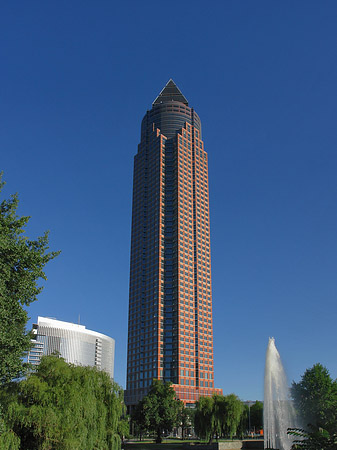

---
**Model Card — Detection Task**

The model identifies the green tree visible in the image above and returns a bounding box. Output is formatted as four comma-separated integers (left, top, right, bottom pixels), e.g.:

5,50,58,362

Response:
0,174,60,384
291,363,337,433
194,394,244,442
221,394,244,439
288,426,337,450
178,405,194,439
0,402,20,450
1,355,124,450
236,404,248,439
131,400,147,440
250,401,263,431
133,379,181,443
194,396,215,443
117,417,130,444
212,394,225,440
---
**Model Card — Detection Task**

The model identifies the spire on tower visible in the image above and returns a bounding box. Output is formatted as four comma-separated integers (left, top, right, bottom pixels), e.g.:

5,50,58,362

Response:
153,79,189,106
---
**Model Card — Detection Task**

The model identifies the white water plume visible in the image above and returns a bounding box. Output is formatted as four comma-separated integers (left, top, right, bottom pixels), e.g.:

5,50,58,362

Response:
264,337,296,450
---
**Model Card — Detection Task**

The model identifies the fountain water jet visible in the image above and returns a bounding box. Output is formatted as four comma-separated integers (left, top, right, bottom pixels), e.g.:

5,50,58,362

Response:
264,337,296,450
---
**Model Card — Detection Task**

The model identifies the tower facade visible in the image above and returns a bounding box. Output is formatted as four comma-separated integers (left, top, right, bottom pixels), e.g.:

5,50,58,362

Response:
125,80,222,406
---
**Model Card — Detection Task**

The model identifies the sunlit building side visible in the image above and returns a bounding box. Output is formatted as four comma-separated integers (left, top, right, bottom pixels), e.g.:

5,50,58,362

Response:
28,316,115,378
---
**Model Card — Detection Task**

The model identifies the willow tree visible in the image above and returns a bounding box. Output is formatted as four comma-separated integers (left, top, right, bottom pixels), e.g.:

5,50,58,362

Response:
0,173,60,384
221,394,243,438
194,394,244,442
194,396,215,443
3,356,124,450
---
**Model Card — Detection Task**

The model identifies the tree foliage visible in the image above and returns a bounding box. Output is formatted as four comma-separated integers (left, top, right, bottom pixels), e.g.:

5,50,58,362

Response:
0,174,60,383
131,401,147,440
221,394,244,438
117,417,130,444
194,394,244,442
1,356,124,450
0,402,20,450
289,363,337,450
194,396,215,442
236,404,248,439
291,363,337,433
178,406,194,439
132,379,181,443
250,400,263,430
288,426,337,450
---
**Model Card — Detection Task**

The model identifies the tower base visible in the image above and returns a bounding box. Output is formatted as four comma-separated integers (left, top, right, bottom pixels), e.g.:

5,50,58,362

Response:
172,384,223,405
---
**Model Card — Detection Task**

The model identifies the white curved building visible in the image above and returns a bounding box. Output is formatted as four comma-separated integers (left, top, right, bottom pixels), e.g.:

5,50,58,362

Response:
28,317,115,378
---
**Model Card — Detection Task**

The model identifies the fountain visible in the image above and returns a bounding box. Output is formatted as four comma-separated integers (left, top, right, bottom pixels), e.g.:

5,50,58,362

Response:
264,337,297,450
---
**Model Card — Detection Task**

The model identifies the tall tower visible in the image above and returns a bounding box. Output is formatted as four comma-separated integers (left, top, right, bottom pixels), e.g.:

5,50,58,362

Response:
125,80,222,407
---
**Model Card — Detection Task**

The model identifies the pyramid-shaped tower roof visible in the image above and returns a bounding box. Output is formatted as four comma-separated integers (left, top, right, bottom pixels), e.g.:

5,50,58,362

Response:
153,79,189,106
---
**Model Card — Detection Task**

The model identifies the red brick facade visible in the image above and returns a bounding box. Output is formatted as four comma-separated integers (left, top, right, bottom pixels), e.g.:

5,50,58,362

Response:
125,81,222,407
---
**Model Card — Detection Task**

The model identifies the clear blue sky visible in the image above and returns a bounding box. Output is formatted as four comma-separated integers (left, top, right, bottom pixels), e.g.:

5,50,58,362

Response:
1,0,336,401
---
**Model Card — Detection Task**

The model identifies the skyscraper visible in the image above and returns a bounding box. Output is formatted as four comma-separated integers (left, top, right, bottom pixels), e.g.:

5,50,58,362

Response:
125,80,222,407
